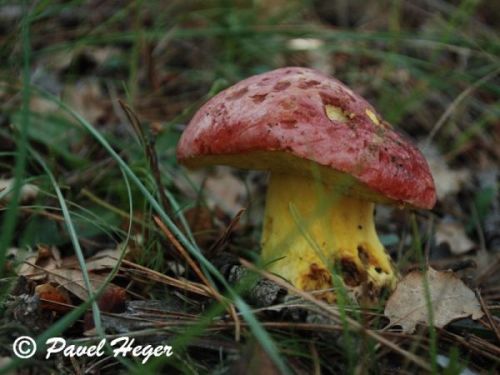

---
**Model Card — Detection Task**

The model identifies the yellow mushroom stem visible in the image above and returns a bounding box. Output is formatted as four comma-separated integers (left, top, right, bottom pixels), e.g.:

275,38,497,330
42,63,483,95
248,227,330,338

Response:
261,172,398,304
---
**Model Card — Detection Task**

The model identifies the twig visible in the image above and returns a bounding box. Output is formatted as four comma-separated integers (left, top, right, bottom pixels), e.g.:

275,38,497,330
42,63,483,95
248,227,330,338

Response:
154,216,212,288
117,258,212,296
425,67,500,145
476,288,500,343
153,216,241,342
476,256,500,286
118,100,173,219
207,208,246,256
442,330,500,363
309,342,321,375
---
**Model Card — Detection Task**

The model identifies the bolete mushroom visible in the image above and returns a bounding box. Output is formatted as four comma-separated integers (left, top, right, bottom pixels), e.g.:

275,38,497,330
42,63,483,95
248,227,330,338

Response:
177,67,436,304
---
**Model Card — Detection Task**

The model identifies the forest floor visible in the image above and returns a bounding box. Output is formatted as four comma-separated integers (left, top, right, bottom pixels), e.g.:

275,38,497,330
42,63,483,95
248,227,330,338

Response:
0,1,499,374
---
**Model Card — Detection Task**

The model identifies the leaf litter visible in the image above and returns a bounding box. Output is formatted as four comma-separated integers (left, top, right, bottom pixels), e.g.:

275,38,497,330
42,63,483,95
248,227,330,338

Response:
384,267,484,333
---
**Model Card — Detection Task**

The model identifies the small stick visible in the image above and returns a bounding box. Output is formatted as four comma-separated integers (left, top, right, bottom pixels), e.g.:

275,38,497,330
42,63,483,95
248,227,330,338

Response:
425,67,500,145
154,216,211,287
119,100,173,218
118,259,211,296
476,288,500,343
207,208,246,256
309,342,321,375
154,216,241,341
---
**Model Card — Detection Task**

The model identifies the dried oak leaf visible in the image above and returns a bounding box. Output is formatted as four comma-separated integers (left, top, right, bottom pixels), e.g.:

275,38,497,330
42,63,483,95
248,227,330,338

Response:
47,268,109,301
384,267,484,333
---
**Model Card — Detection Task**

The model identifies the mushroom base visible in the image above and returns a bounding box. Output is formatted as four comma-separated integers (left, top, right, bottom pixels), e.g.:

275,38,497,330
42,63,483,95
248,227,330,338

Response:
261,173,398,305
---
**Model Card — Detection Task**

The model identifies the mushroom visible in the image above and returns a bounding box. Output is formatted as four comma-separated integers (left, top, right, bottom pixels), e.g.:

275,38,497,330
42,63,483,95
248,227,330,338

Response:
177,67,436,304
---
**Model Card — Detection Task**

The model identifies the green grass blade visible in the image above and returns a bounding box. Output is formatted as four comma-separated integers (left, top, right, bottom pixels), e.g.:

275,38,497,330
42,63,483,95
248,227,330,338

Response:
36,88,291,375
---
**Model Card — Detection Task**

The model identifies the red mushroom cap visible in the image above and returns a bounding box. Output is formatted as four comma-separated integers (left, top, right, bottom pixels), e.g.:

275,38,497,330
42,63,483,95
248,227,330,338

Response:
177,67,436,209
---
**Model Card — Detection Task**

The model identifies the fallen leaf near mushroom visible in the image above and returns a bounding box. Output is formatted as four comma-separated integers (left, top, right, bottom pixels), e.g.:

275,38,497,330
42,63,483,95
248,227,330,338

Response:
47,268,111,301
384,267,483,333
203,167,249,217
61,247,126,271
420,143,470,200
178,166,251,218
63,79,109,125
18,244,124,303
18,245,62,281
435,220,475,255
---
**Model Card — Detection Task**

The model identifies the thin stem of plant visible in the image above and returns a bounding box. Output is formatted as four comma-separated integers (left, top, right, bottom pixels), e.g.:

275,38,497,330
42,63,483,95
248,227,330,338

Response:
153,216,241,341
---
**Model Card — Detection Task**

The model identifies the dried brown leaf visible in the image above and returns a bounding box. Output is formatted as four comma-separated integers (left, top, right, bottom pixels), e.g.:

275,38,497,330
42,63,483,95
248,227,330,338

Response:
18,246,61,280
47,269,109,301
62,248,123,271
384,267,484,333
177,166,250,217
64,79,108,125
435,221,475,255
421,144,470,199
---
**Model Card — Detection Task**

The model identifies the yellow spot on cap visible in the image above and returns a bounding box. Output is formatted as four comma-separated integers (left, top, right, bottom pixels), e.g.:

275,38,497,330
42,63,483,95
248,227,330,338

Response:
365,109,380,126
325,105,348,123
